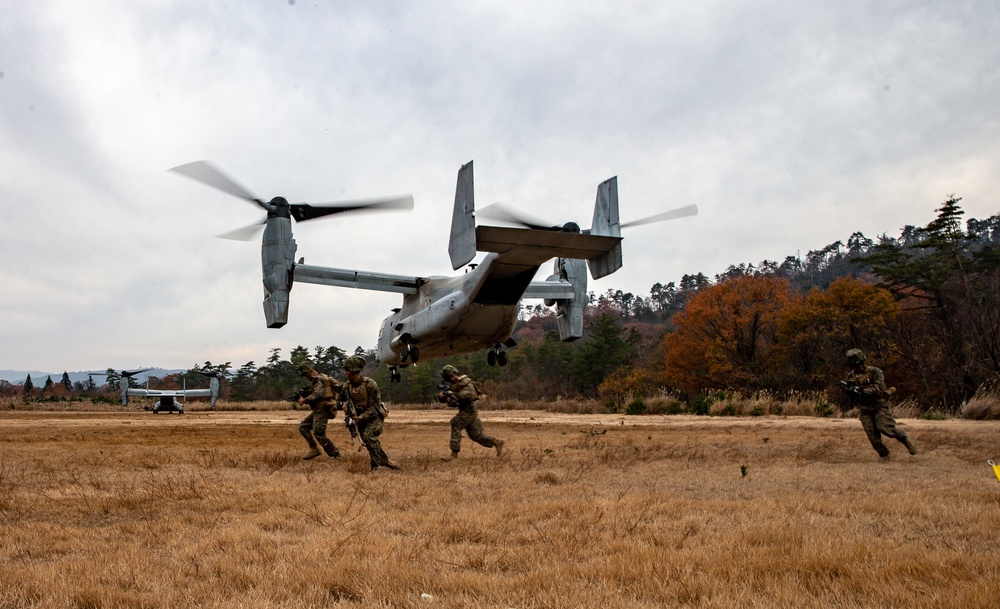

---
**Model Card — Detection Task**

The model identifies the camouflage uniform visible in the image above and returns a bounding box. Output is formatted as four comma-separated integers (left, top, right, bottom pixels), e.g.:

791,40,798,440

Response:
440,366,504,458
842,349,916,460
340,359,397,471
298,368,342,459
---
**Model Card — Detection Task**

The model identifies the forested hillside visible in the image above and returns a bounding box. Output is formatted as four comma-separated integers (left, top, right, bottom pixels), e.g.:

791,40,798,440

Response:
6,198,997,413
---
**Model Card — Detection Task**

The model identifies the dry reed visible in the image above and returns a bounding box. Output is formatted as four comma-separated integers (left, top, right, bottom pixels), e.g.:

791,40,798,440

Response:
961,383,1000,420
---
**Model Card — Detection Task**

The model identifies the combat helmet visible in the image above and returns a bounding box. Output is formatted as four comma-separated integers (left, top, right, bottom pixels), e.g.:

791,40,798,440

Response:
298,361,316,376
845,349,867,366
344,355,366,372
441,364,459,380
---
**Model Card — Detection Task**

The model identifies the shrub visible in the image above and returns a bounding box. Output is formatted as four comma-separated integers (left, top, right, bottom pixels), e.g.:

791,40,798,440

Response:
625,397,647,415
688,394,713,415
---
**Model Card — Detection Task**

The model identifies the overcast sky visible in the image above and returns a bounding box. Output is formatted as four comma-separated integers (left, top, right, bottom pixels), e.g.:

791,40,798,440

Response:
2,1,999,374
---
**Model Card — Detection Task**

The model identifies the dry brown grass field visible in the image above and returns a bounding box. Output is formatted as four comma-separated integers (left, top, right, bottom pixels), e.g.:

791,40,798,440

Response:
2,403,999,608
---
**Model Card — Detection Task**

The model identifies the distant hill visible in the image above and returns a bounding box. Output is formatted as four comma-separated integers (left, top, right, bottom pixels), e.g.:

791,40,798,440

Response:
0,369,185,386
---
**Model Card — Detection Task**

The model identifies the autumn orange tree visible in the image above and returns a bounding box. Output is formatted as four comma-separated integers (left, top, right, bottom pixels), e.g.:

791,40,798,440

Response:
664,275,793,394
776,277,899,390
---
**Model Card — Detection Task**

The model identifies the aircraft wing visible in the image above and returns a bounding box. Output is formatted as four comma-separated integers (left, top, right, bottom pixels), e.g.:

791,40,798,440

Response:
293,264,420,294
126,389,212,397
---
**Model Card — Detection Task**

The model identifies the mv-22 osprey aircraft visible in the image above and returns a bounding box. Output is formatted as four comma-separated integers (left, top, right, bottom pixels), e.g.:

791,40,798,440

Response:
171,161,696,382
92,369,224,413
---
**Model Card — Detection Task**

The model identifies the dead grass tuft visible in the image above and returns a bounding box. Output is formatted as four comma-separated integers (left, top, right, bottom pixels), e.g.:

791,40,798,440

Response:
961,382,1000,420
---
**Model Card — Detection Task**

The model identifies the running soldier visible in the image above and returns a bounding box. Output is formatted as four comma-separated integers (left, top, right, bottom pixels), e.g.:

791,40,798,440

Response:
339,355,399,471
840,348,917,460
297,362,342,460
438,364,504,461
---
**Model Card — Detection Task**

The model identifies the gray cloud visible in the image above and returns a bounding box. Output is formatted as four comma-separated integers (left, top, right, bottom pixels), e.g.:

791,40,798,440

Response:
2,0,999,371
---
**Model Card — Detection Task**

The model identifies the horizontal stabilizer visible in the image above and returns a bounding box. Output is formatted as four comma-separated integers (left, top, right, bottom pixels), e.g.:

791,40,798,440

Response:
523,280,576,301
475,225,621,267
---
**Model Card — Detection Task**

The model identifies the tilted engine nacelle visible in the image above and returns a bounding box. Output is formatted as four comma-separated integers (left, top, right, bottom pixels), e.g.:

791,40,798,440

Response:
548,257,588,342
261,216,297,328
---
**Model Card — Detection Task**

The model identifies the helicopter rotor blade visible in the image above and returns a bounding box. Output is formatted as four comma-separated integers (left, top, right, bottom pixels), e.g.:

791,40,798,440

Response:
215,216,268,241
121,368,152,378
194,370,224,378
289,195,415,223
477,202,558,231
620,204,699,229
169,161,268,210
171,160,415,236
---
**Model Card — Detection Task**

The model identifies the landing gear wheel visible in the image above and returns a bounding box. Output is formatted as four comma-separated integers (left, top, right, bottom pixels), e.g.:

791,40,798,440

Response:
487,350,497,366
410,346,419,363
497,351,508,366
399,345,409,363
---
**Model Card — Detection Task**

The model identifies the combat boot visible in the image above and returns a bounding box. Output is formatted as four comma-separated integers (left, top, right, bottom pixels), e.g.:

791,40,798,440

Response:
302,447,321,460
903,437,918,455
385,460,401,470
440,451,459,461
494,439,505,457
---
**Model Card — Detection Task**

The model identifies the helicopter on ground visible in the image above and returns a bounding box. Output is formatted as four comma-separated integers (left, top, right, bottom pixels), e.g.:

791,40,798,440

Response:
91,369,224,413
171,160,696,382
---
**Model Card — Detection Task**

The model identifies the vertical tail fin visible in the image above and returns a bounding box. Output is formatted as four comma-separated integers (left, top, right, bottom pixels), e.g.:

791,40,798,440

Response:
449,161,476,270
587,177,622,279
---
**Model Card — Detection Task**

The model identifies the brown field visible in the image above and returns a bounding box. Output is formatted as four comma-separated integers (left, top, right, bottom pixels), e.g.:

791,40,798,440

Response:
2,405,999,608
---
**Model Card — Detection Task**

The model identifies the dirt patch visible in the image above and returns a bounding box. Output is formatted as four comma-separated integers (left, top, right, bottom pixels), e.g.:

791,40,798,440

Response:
1,408,994,434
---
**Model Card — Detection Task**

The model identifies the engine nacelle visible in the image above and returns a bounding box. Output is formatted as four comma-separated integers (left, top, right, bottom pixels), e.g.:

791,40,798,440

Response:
261,216,296,328
553,257,588,341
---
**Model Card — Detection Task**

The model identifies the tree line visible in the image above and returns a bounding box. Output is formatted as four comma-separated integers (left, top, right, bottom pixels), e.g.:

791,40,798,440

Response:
6,197,997,412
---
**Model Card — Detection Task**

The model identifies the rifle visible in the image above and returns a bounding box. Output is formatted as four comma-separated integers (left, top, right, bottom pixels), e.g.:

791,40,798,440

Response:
838,378,896,399
838,380,862,395
288,386,310,409
436,382,458,407
341,393,363,451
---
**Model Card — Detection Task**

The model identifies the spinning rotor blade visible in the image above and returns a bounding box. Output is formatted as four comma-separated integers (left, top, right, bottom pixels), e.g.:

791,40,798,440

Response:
216,216,268,241
289,195,415,222
477,202,559,231
171,160,415,238
195,370,226,379
169,161,267,210
620,204,699,229
121,368,152,378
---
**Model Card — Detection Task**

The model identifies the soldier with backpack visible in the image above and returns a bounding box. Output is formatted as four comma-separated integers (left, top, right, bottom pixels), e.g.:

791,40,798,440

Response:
297,362,342,460
339,355,399,471
437,364,505,461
